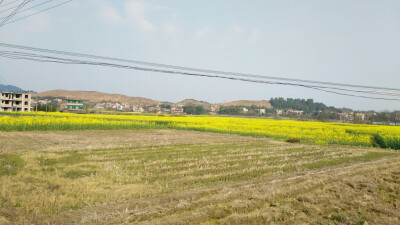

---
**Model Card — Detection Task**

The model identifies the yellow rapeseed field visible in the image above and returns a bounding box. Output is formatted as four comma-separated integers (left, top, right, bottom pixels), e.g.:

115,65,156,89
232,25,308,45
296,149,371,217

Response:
0,112,399,148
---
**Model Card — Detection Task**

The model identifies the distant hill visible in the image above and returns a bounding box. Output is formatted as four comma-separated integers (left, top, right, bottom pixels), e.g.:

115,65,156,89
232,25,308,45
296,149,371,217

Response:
177,99,212,109
0,84,25,92
34,90,159,106
222,100,272,108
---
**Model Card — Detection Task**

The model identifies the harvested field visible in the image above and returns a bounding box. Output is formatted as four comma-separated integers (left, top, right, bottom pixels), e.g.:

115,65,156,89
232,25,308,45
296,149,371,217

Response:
0,130,399,224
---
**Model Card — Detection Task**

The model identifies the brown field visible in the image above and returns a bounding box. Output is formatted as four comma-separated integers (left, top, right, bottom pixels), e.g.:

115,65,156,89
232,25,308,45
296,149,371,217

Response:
0,130,399,224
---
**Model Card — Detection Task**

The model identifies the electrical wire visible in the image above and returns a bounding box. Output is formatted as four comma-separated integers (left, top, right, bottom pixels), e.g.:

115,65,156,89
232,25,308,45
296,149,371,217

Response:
0,0,37,14
0,0,22,8
0,0,29,26
1,50,400,99
4,50,398,97
0,0,55,18
1,50,399,101
0,0,72,26
0,42,399,93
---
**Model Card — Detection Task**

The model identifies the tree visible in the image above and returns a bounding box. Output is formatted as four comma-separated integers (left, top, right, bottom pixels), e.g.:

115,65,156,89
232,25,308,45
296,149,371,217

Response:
35,104,57,112
183,105,204,115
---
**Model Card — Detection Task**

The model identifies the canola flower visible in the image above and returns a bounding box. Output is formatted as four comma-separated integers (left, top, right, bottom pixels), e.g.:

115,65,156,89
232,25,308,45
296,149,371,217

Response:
0,112,399,149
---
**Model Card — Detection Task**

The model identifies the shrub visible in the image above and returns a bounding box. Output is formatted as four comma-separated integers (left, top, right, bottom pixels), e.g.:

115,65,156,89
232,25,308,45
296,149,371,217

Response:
285,136,300,143
371,133,400,150
371,133,386,148
386,137,400,150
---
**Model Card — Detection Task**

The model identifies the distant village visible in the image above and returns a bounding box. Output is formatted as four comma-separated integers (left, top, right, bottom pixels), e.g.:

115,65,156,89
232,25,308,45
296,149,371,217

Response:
29,96,400,125
1,89,398,124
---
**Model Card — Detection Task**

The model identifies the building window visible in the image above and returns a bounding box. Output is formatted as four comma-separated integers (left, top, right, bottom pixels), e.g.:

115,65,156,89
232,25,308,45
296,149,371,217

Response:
25,101,28,105
25,95,28,98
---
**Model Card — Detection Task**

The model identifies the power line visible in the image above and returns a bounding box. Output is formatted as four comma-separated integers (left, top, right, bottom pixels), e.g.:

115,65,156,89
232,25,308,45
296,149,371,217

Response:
3,50,399,97
0,0,29,27
0,0,37,14
1,50,399,101
0,42,398,93
0,0,22,8
0,0,55,18
0,0,72,26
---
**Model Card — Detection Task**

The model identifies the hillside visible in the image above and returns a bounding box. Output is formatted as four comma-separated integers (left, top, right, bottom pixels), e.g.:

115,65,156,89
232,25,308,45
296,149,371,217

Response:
34,90,159,106
177,99,212,109
222,100,272,108
0,84,25,92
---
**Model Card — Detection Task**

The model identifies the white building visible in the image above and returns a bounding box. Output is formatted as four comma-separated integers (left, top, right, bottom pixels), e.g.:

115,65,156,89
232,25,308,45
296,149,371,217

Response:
258,109,266,114
0,92,31,112
132,105,144,113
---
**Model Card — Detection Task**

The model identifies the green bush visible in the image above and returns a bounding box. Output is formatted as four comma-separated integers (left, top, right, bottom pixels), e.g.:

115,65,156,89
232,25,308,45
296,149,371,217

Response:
371,133,386,148
285,136,301,143
386,138,400,150
371,133,400,150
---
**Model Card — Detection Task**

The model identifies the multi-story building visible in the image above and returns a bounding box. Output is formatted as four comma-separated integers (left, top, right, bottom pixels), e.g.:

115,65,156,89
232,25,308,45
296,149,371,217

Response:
354,112,365,121
0,92,31,112
60,99,84,112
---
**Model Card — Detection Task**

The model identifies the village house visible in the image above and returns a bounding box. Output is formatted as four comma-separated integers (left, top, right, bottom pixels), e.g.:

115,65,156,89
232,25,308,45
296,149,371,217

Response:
293,110,303,115
242,107,249,113
0,92,31,112
171,105,184,114
60,99,84,112
276,109,283,116
147,105,161,114
38,99,51,105
285,109,294,115
394,113,400,122
161,108,171,114
132,105,144,113
258,109,266,114
364,112,376,121
354,112,365,121
95,103,105,109
338,112,354,121
210,105,220,115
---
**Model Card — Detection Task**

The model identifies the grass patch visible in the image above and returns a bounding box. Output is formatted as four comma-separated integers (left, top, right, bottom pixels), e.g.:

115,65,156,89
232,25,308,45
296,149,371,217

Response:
303,152,395,170
64,170,97,179
0,154,25,176
37,152,86,167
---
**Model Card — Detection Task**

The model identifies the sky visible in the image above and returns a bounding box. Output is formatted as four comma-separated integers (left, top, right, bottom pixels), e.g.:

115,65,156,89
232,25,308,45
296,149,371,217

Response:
0,0,399,111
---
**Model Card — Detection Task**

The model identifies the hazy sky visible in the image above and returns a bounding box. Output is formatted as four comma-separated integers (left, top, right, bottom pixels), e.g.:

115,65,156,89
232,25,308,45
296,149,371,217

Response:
0,0,399,111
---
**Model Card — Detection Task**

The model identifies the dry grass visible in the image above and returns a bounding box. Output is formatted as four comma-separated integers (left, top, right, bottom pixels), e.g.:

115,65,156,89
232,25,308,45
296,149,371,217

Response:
0,130,399,224
0,130,254,153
